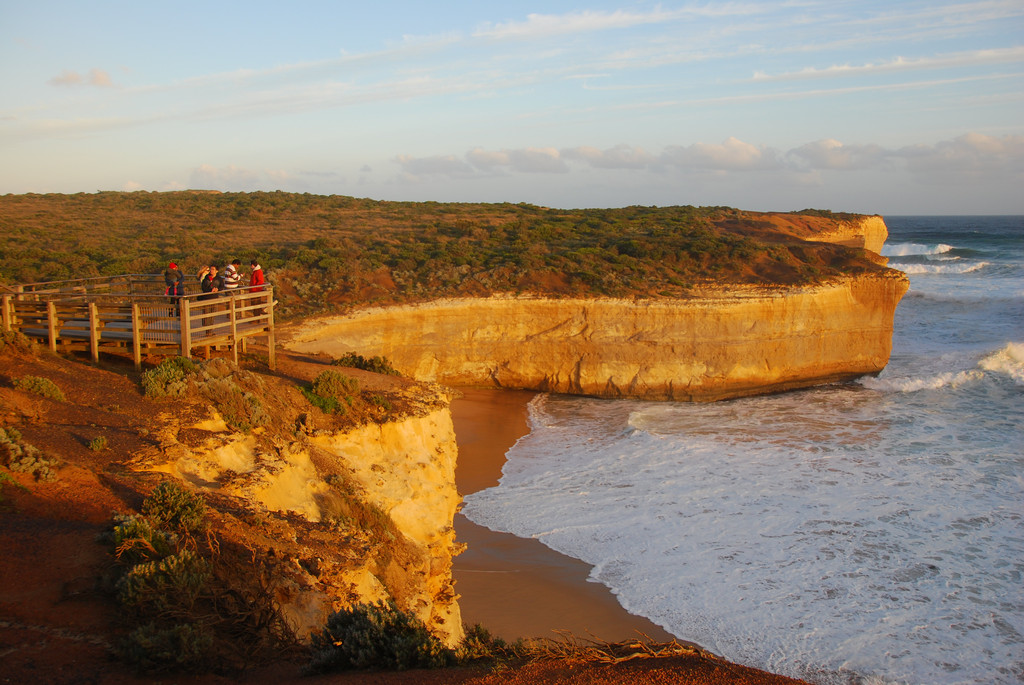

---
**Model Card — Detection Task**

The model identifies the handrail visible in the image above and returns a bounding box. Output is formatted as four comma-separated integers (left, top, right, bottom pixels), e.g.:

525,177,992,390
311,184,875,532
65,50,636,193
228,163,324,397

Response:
1,275,276,370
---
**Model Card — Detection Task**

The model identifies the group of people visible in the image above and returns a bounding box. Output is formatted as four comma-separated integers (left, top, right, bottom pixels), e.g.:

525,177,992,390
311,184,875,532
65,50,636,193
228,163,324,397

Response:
162,259,265,311
196,259,265,299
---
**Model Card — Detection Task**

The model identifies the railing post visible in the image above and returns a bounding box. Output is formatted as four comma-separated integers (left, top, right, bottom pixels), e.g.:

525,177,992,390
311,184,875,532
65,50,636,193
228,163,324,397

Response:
180,298,192,360
46,301,58,353
229,295,238,366
266,289,276,371
1,294,10,332
88,302,100,363
132,302,142,370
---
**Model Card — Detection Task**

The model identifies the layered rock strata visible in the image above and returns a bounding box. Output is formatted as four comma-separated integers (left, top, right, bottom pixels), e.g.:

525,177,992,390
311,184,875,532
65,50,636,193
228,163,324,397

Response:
134,386,464,646
285,273,908,402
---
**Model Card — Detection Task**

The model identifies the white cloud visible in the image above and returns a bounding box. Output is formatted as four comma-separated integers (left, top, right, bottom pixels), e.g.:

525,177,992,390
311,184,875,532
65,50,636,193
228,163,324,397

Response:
661,137,782,171
466,148,511,171
753,46,1024,81
563,144,655,169
789,139,888,170
391,133,1024,191
896,133,1024,181
505,147,568,173
48,68,114,87
474,8,684,40
395,154,474,177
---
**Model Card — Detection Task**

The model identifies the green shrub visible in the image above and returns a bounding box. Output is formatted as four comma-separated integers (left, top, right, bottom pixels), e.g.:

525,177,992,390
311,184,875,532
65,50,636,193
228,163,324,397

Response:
104,481,295,675
116,549,211,612
369,394,393,413
141,357,198,398
0,426,59,481
141,482,207,535
332,352,401,376
457,624,511,663
305,600,456,674
12,375,65,401
87,435,107,451
111,513,177,564
0,330,35,354
117,620,213,673
303,370,359,415
199,376,269,432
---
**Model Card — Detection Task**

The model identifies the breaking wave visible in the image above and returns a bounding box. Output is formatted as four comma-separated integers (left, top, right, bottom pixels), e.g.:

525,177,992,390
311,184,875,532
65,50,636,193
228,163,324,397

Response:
881,242,955,257
979,342,1024,385
896,261,989,275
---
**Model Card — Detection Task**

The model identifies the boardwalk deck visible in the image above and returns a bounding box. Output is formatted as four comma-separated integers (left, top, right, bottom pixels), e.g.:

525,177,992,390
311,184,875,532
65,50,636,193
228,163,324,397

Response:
1,274,276,370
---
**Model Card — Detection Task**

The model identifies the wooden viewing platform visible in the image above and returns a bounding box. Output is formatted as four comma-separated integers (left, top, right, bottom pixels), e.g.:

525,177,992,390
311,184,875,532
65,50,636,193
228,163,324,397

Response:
0,274,276,370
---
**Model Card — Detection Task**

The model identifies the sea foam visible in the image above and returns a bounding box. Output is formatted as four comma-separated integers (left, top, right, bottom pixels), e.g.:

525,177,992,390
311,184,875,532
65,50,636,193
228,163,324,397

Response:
881,242,955,257
895,261,989,275
979,341,1024,384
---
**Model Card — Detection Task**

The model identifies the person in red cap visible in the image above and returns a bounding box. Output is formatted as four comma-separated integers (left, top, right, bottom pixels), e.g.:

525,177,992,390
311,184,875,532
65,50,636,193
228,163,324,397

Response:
164,261,185,314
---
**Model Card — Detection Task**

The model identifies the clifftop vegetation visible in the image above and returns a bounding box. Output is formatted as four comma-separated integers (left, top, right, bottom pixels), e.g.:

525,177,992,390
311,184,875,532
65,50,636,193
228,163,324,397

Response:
0,191,885,320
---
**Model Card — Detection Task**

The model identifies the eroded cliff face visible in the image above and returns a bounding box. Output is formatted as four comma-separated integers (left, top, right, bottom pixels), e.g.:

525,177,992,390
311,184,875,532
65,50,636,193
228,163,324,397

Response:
132,384,465,647
810,215,888,254
285,272,908,401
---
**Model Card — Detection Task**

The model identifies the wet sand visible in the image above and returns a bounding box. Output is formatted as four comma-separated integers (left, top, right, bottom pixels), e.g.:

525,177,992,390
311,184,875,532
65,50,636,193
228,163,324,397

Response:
451,387,673,643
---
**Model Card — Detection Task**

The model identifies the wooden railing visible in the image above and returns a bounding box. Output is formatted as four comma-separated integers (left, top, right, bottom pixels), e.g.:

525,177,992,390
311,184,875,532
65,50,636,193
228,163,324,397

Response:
1,275,275,370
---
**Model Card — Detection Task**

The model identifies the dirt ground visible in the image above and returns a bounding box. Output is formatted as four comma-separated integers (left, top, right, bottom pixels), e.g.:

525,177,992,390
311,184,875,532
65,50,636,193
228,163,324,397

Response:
0,343,808,685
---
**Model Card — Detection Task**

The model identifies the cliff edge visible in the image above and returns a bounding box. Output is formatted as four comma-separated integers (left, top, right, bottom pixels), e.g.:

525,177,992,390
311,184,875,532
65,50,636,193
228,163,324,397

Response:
283,215,907,401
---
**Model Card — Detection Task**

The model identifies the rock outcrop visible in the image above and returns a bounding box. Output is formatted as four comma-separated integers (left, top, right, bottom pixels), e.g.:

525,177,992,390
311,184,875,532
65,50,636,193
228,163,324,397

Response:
284,273,908,401
132,382,465,646
282,213,905,401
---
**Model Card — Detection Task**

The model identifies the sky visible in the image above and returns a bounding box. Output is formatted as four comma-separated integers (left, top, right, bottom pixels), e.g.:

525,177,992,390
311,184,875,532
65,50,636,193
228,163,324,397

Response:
2,1,1022,215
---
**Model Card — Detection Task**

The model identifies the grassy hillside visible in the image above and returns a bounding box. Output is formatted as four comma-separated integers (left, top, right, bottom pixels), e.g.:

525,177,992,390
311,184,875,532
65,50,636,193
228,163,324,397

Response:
0,192,883,320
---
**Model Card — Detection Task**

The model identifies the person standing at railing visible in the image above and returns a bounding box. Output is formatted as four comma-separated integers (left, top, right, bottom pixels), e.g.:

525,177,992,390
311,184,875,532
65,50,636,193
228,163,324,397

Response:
222,259,242,291
198,265,223,331
163,262,185,315
249,259,265,292
248,259,266,317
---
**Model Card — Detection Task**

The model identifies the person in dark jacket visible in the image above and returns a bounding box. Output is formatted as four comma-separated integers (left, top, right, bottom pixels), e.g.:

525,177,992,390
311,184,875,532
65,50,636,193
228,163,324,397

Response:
164,261,185,314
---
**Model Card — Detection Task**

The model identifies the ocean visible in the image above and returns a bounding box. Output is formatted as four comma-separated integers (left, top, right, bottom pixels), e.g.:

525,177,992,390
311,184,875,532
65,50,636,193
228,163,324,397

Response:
462,216,1024,685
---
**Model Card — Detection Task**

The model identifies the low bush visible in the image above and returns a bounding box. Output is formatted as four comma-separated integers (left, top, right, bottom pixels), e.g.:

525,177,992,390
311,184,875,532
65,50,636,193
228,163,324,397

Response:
332,352,401,376
0,426,59,481
199,376,269,432
87,435,107,451
111,513,177,564
141,357,198,398
105,481,294,674
302,370,359,415
305,600,456,674
141,482,208,535
12,375,65,401
116,549,211,613
117,621,214,674
0,330,36,354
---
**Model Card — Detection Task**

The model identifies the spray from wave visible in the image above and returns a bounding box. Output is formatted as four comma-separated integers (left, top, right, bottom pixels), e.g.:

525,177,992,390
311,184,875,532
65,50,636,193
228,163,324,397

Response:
979,342,1024,384
896,261,988,275
881,242,955,257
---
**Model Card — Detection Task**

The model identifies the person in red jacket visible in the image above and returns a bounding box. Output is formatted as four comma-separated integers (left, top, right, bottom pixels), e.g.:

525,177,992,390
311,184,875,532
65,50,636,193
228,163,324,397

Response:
249,259,265,292
249,259,267,317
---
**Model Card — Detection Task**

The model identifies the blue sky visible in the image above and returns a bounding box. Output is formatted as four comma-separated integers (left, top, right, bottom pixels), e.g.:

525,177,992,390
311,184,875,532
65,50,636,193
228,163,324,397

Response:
2,1,1022,214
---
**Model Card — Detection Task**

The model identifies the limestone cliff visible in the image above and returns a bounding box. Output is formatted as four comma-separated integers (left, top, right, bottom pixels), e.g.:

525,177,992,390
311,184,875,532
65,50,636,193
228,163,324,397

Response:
284,272,907,402
132,381,465,646
816,215,888,254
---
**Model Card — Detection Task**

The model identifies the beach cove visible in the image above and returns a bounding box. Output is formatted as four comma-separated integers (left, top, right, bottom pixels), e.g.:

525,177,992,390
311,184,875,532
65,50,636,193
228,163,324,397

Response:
450,387,673,643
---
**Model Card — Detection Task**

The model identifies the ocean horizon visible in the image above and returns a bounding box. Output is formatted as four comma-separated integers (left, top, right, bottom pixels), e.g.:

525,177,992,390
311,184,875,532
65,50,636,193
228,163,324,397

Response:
464,216,1024,684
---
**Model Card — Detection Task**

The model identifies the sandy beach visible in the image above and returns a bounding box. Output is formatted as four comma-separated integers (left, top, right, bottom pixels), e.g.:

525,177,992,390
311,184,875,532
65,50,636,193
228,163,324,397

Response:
450,387,674,644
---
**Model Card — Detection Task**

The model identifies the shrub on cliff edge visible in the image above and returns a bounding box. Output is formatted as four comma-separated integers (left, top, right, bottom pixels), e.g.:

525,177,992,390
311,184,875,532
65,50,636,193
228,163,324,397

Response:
305,600,456,674
302,369,359,415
